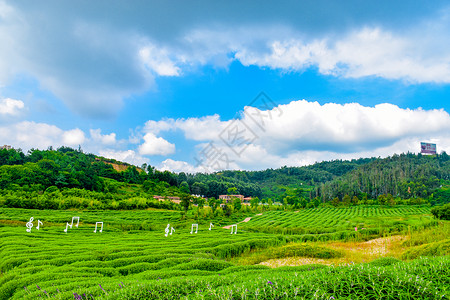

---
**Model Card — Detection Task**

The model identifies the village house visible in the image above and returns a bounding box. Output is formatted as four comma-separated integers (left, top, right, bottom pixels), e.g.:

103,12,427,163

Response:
218,194,244,203
153,195,181,204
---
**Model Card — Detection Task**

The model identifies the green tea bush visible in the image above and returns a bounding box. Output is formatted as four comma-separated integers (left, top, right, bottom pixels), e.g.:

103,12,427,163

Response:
175,259,233,272
402,239,450,260
279,243,343,259
368,257,402,267
431,203,450,220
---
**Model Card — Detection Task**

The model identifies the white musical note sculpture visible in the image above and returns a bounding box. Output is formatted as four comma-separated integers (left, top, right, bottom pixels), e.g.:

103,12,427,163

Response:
165,224,175,237
71,216,80,228
209,223,214,231
64,222,70,233
165,224,170,237
26,217,34,233
94,222,103,233
36,220,43,230
190,223,198,234
230,224,237,234
64,216,80,233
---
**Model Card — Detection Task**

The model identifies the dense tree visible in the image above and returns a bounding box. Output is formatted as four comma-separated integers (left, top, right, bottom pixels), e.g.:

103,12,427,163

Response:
431,203,450,220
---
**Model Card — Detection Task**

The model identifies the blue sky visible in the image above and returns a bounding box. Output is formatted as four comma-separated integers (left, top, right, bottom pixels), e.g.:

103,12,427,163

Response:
1,0,450,172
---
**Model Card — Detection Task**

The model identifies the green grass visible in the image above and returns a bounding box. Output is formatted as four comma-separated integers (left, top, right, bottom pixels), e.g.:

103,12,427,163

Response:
0,206,448,299
240,206,433,237
232,243,343,265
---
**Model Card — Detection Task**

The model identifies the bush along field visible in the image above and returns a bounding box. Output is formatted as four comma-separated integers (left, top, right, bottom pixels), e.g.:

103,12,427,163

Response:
0,207,449,299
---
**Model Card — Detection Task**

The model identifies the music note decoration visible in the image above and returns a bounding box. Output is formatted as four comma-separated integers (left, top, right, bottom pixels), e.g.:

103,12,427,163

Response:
63,222,70,233
71,216,80,228
93,222,103,233
165,224,170,237
26,217,34,233
36,220,43,230
190,223,198,234
64,216,80,233
209,222,214,231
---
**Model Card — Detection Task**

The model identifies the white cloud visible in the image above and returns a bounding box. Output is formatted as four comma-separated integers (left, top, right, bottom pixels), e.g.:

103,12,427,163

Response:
142,100,450,172
138,133,175,156
248,101,450,152
158,159,204,173
144,100,450,153
139,44,180,76
143,115,228,141
90,129,116,145
1,2,450,120
62,128,85,146
0,121,87,150
0,98,24,116
98,149,148,167
234,26,450,83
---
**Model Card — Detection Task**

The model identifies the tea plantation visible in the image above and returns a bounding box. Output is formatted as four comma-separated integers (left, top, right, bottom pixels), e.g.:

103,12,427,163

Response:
0,206,449,299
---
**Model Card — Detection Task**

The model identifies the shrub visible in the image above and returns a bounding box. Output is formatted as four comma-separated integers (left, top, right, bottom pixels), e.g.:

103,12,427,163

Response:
431,203,450,220
368,257,402,267
402,239,450,260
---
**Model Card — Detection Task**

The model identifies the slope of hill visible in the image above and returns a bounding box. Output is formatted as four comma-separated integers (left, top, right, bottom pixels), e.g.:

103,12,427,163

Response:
317,152,450,205
1,146,449,208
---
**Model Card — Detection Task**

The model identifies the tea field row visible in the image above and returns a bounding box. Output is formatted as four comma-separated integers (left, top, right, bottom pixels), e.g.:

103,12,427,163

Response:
240,206,432,234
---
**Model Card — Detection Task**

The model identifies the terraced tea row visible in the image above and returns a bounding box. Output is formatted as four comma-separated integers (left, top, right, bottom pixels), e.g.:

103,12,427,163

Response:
0,225,292,299
0,206,445,299
240,206,432,235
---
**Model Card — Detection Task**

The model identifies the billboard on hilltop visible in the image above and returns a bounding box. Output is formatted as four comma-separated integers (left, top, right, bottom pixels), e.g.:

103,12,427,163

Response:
421,142,437,155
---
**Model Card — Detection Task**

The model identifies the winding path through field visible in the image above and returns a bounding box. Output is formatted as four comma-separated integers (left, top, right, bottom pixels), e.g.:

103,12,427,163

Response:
222,213,263,229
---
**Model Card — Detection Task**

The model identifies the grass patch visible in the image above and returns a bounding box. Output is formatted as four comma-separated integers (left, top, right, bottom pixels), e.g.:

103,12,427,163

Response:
232,242,343,265
402,239,450,260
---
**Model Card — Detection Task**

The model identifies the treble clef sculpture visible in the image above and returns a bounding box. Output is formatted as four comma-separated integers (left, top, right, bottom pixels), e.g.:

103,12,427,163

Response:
165,224,170,237
26,217,34,233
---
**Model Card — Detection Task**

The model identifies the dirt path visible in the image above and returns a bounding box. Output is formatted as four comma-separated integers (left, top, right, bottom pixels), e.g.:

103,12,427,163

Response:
222,214,262,229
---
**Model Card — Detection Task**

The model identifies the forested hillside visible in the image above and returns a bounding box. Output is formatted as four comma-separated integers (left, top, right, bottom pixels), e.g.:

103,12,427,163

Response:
1,147,449,210
317,152,450,205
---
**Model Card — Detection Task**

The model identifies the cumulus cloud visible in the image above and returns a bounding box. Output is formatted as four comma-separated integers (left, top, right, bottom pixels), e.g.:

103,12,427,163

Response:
0,121,87,150
139,44,180,76
144,100,450,153
0,98,24,116
90,129,116,145
158,159,205,173
98,149,148,167
143,115,227,141
247,101,450,153
142,100,450,172
1,1,450,120
62,128,85,146
138,133,175,156
233,26,450,83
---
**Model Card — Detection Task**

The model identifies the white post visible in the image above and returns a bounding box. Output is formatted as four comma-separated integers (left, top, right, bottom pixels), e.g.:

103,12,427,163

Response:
190,223,198,234
231,224,237,234
94,222,103,233
72,216,80,228
64,222,70,233
26,217,34,233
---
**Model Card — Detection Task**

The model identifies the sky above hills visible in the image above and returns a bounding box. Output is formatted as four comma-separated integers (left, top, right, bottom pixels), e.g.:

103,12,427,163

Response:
1,0,450,172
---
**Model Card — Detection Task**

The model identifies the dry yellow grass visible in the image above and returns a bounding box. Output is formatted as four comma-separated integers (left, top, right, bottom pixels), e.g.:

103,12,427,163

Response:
259,235,408,268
